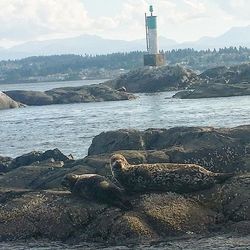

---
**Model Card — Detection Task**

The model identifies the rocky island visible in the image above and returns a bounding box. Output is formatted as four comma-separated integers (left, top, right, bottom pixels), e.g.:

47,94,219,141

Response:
199,63,250,84
173,83,250,99
0,125,249,245
1,65,199,109
4,84,136,107
104,63,250,99
104,65,199,93
2,63,250,108
173,63,250,99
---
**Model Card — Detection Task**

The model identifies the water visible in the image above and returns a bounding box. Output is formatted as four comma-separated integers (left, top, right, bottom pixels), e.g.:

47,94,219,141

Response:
0,80,250,158
0,79,105,92
1,235,250,249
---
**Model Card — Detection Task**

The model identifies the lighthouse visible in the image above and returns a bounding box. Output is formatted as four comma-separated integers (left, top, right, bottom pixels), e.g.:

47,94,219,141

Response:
144,5,165,67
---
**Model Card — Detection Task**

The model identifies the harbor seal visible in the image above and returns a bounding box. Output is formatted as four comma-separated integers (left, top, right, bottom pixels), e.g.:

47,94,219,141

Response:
110,154,233,194
61,173,132,210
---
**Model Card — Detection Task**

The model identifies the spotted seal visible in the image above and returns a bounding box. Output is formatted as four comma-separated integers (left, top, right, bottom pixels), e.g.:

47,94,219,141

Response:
61,173,132,210
110,154,233,193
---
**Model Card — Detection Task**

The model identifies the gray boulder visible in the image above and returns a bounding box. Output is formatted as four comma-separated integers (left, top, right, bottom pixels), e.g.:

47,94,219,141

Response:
5,148,71,172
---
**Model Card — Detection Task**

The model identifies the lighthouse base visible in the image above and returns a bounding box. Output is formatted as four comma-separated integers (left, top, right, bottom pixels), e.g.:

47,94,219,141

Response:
144,54,165,67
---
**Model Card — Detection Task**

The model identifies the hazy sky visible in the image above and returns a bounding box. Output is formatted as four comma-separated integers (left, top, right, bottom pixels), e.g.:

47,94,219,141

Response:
0,0,250,48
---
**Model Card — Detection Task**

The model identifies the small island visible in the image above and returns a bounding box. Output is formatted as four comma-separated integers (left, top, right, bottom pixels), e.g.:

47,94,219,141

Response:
173,83,250,99
173,63,250,99
2,62,250,110
104,65,199,93
3,84,136,107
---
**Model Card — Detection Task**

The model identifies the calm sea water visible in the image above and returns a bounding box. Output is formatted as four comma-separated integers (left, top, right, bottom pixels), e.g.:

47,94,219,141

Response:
0,80,250,158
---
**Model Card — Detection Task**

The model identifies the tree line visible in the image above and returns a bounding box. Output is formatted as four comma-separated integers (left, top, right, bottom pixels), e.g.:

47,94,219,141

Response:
0,47,250,82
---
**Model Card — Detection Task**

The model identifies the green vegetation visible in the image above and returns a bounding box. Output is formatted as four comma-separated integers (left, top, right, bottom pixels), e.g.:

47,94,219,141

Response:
167,47,250,71
0,47,250,83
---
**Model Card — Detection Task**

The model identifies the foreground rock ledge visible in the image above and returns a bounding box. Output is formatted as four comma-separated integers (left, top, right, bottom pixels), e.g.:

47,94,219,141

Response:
0,125,250,244
0,173,249,244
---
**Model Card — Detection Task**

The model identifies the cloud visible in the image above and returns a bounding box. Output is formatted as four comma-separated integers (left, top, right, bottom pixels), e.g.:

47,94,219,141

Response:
0,0,148,43
215,0,250,20
0,0,249,47
0,0,91,41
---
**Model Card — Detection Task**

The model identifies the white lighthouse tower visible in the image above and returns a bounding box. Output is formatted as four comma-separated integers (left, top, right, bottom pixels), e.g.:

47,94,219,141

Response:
144,5,165,66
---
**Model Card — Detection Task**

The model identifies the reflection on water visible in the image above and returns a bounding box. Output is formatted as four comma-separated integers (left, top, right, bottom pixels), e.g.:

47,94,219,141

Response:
0,81,250,158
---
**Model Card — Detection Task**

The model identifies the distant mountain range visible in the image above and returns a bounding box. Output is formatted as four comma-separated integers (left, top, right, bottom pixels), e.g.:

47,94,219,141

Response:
179,25,250,50
0,25,250,60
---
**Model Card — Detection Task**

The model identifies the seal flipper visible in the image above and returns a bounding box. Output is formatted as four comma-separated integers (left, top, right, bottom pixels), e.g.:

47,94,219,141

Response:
215,172,234,183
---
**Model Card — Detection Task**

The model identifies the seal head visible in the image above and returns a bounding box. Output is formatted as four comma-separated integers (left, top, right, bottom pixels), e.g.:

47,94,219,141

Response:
110,154,130,178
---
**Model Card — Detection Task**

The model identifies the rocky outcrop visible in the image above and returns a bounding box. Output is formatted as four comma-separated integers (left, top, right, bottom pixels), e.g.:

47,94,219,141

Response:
0,126,249,244
0,91,23,110
172,63,250,99
104,66,198,93
3,90,54,106
0,174,249,243
88,126,250,173
45,84,136,104
0,148,71,173
4,84,136,106
0,188,219,243
200,63,250,84
173,83,250,99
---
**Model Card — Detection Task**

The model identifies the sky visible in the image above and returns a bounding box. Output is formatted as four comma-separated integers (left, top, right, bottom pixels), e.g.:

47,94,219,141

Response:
0,0,250,48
